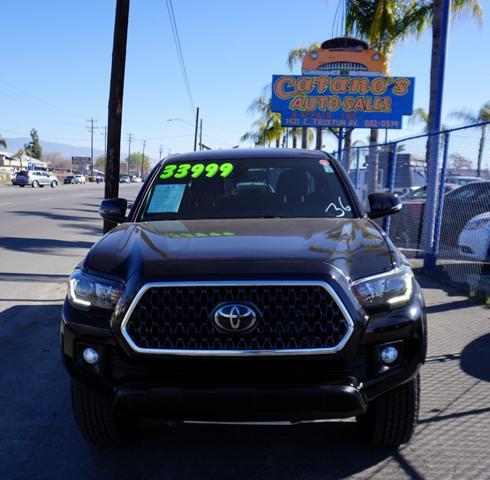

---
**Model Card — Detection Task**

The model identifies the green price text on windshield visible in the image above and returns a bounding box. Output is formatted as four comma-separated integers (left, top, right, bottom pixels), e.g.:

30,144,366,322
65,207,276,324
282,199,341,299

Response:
160,162,234,180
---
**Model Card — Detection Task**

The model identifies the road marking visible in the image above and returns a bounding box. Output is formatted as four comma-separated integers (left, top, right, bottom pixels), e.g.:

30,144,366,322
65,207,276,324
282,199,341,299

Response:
0,202,13,205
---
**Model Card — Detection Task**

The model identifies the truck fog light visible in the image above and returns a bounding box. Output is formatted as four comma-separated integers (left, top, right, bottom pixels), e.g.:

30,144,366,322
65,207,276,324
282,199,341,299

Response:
380,346,399,365
83,347,99,365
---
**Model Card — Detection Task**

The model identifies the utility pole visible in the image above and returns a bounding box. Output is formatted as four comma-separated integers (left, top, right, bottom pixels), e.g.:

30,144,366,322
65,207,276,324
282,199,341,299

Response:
158,144,163,160
104,0,130,234
199,118,203,151
193,107,199,151
87,118,98,177
104,0,129,233
126,133,134,175
141,140,146,178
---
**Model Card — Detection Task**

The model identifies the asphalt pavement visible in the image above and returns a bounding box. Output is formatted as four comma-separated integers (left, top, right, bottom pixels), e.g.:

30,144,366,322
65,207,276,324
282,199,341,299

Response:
0,183,489,479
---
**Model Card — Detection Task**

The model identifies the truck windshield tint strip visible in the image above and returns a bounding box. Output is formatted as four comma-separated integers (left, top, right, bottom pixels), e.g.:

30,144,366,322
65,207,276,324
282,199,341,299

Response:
139,157,355,221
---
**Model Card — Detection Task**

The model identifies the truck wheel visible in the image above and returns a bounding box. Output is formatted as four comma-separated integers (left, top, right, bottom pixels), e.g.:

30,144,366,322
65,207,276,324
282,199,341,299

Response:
51,180,58,188
71,379,138,446
358,374,420,447
32,180,39,188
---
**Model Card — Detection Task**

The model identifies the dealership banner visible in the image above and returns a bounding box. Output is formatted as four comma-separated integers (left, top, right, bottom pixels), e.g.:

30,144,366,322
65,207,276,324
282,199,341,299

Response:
271,75,415,129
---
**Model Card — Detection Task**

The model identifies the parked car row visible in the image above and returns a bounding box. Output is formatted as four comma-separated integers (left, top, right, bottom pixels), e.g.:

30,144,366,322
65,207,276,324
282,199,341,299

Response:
64,174,86,184
390,181,490,261
10,170,108,188
12,170,59,188
458,212,490,262
120,175,143,183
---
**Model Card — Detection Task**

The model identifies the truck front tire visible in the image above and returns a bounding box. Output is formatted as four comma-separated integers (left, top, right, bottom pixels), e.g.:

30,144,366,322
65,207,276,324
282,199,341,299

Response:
71,379,138,446
358,374,420,447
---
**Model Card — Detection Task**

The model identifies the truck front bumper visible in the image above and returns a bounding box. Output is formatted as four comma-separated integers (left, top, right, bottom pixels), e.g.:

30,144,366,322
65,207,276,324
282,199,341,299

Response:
112,381,367,421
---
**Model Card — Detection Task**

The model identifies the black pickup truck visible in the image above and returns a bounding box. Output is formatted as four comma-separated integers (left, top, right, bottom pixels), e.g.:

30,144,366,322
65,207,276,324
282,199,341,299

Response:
61,148,426,447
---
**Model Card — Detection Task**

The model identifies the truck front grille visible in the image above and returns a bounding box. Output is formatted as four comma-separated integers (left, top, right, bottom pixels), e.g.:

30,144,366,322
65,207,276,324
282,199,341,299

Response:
121,282,353,355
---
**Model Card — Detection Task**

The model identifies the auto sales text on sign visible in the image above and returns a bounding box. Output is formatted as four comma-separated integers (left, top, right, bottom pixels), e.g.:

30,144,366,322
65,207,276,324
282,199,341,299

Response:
271,74,415,129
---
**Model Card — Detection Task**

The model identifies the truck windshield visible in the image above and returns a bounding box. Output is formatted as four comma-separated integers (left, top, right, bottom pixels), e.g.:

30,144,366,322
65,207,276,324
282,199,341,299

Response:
138,157,356,221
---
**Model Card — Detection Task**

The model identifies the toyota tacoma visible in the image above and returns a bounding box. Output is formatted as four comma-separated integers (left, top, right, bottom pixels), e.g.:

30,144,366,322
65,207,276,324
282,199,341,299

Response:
61,148,426,447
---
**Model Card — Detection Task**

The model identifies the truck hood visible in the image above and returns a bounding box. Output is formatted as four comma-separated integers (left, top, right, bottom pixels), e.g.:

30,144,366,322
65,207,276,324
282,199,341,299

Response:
85,218,394,283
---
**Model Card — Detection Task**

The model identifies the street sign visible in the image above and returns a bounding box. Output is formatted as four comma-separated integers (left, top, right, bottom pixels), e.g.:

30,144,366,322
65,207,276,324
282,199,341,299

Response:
72,156,91,172
271,74,415,129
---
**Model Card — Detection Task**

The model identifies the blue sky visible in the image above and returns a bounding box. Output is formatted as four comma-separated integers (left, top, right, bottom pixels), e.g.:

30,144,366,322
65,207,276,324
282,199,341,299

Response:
1,0,489,161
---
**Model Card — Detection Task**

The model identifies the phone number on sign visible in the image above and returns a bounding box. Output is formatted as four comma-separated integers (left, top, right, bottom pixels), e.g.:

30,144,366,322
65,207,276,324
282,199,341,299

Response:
363,120,401,128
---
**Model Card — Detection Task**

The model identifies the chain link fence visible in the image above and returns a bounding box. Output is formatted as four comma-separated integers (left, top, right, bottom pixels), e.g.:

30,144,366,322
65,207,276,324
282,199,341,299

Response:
334,122,490,299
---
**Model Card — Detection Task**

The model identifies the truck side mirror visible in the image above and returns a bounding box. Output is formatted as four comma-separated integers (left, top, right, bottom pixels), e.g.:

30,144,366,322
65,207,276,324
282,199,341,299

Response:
99,198,128,224
368,192,402,219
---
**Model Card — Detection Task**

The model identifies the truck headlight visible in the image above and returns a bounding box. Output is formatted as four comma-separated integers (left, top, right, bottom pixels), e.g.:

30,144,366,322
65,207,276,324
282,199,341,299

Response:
68,269,123,310
351,266,413,309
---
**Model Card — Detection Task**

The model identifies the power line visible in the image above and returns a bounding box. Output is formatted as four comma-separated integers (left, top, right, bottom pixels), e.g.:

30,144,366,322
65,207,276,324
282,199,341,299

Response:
165,0,195,114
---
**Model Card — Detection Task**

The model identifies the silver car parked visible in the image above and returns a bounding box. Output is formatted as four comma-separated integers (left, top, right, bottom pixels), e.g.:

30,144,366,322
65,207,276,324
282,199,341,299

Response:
13,170,59,188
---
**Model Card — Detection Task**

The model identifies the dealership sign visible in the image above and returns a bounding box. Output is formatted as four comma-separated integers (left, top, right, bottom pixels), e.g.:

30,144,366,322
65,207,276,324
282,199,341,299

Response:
271,75,415,129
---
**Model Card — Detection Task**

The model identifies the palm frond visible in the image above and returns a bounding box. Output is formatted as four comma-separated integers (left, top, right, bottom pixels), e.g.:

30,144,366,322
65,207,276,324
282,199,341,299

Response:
449,108,478,124
286,43,321,71
478,101,490,122
451,0,483,24
409,107,430,131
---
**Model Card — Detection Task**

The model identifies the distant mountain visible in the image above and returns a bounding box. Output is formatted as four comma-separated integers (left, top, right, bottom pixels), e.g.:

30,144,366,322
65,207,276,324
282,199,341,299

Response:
3,137,104,159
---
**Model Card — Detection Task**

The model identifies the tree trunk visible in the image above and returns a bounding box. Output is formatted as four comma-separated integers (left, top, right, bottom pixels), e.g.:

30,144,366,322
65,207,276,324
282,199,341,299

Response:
421,0,446,258
426,0,443,162
275,137,280,148
292,128,297,148
368,128,379,192
315,127,322,150
343,129,353,171
301,127,307,149
477,125,486,177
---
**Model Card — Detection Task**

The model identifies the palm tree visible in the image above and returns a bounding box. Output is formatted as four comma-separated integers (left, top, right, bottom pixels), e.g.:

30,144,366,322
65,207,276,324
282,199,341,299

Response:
241,95,284,147
287,43,322,150
0,135,7,149
450,101,490,176
409,107,430,133
12,149,24,170
400,0,482,173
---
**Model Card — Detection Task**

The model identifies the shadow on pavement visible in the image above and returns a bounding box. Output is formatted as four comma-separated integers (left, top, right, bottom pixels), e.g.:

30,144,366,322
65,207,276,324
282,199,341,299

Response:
425,298,477,315
9,210,93,223
0,304,412,480
0,272,68,283
460,333,490,382
0,236,92,253
62,222,103,236
54,207,99,214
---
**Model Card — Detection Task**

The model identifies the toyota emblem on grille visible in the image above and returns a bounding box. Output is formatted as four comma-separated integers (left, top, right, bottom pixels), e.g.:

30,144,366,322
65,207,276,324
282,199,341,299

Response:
213,304,257,333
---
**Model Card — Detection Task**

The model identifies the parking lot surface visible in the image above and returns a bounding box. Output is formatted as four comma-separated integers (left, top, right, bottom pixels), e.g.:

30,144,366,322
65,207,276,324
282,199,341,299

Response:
0,183,489,479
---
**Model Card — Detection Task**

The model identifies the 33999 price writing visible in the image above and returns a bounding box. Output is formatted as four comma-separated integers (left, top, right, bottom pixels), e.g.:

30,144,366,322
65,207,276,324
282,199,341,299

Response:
160,162,234,180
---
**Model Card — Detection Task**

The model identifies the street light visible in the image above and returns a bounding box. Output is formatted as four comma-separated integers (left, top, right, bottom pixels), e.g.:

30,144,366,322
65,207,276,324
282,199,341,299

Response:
168,107,200,152
167,118,193,126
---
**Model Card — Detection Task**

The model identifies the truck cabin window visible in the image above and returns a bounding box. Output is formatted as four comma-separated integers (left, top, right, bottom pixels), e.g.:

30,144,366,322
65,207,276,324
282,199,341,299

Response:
139,157,356,221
